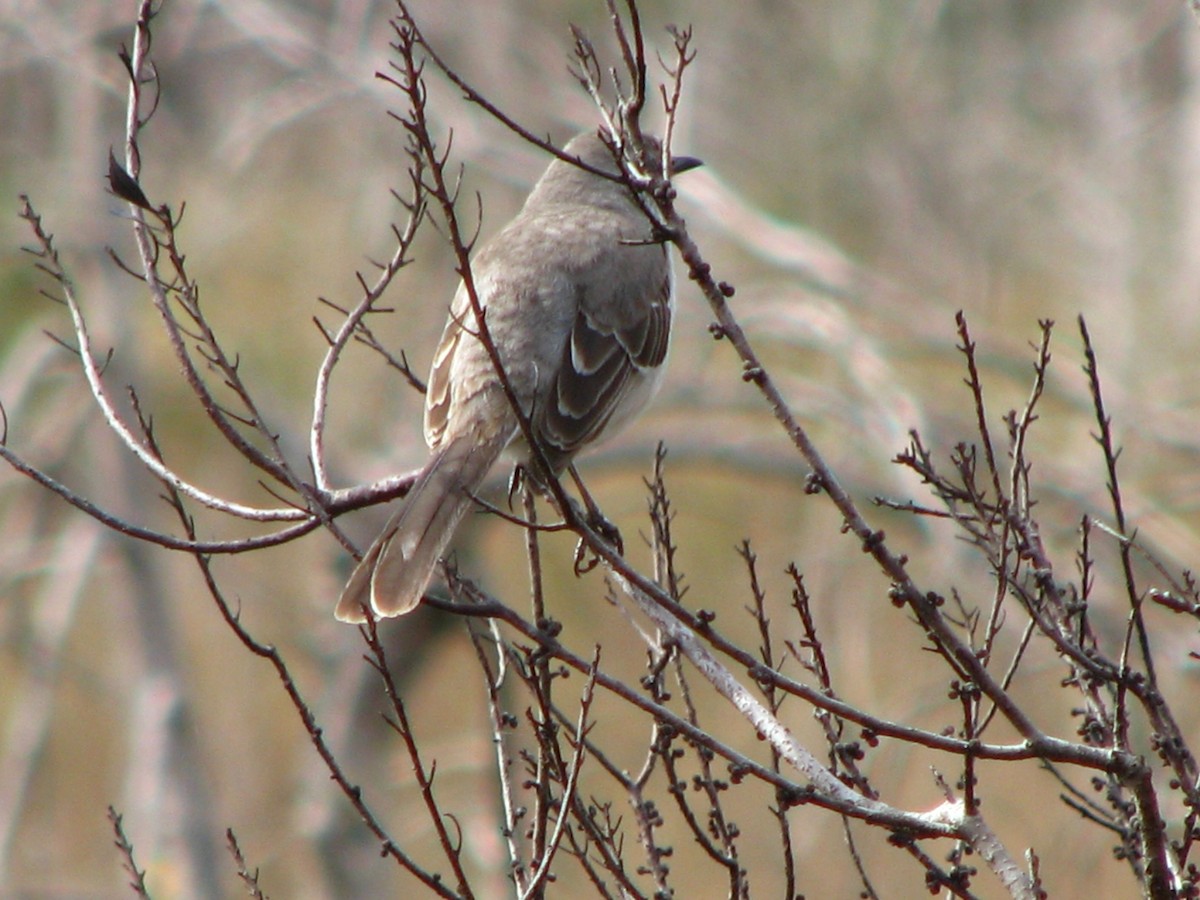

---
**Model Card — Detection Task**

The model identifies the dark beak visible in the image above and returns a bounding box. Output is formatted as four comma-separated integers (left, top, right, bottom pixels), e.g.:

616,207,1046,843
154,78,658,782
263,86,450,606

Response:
670,154,704,175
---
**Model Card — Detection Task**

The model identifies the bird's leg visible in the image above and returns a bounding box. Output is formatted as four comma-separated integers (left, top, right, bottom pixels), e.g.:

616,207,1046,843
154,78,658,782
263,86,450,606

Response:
506,463,528,511
568,463,624,575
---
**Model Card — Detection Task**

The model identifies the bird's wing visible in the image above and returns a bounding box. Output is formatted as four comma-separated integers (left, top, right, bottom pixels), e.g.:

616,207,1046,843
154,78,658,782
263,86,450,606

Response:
538,269,671,462
423,296,467,450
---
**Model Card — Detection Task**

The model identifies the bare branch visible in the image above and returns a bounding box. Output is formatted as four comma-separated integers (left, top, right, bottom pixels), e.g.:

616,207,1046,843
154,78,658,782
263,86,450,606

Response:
107,806,151,900
310,150,428,492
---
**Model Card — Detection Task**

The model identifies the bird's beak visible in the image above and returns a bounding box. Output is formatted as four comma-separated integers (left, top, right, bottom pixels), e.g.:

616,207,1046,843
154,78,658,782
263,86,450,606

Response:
669,154,704,175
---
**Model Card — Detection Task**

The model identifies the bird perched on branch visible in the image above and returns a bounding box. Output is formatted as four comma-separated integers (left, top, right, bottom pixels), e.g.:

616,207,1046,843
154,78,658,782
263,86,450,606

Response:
336,129,701,623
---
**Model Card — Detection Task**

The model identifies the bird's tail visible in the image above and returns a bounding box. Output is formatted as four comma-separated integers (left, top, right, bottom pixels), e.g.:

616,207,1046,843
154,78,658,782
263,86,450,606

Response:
335,429,508,622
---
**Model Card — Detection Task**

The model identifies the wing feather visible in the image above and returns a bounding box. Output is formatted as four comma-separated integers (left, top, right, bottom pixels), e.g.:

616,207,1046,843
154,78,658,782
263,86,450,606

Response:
538,273,671,462
423,303,467,450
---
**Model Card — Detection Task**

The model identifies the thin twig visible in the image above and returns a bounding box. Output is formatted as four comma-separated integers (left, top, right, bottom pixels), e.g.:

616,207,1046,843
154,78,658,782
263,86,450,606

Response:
107,806,151,900
310,151,427,492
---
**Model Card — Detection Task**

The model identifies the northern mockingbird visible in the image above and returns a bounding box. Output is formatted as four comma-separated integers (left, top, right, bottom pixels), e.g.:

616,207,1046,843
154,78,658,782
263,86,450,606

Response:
336,130,701,622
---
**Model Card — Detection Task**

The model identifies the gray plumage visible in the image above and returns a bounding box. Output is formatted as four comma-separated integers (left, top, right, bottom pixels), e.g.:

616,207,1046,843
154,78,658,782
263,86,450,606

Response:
336,131,698,622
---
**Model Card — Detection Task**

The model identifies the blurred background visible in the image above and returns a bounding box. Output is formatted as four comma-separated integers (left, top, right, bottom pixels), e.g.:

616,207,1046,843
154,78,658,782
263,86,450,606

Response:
2,1,1198,897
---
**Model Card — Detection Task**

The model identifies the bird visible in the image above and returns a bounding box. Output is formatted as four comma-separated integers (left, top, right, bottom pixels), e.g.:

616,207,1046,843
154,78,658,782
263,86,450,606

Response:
335,130,701,623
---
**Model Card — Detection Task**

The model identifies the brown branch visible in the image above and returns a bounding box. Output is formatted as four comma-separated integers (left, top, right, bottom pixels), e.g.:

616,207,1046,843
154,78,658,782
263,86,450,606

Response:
107,806,151,900
362,617,475,898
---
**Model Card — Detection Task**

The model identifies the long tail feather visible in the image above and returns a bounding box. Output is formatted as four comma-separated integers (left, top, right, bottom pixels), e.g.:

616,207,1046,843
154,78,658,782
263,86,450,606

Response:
335,430,507,622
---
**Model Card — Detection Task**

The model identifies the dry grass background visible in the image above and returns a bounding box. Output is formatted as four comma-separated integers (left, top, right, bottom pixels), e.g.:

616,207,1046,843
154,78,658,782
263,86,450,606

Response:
2,1,1199,897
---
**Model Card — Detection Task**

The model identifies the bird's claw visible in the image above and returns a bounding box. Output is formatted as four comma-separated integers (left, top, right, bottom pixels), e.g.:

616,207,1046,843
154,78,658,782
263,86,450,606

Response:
572,510,624,575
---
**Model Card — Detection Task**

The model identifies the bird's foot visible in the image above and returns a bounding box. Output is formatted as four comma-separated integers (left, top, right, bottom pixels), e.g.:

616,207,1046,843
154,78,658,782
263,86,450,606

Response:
573,508,624,575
